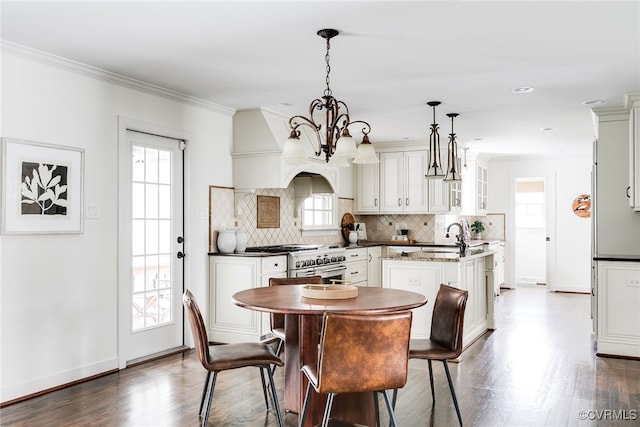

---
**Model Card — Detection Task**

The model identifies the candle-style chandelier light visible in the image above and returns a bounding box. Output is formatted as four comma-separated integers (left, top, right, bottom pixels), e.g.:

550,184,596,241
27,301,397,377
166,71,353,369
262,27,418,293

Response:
424,101,462,182
281,29,378,167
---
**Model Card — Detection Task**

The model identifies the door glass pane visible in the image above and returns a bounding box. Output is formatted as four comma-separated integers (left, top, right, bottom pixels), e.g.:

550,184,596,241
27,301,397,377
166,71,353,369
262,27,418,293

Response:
131,144,174,331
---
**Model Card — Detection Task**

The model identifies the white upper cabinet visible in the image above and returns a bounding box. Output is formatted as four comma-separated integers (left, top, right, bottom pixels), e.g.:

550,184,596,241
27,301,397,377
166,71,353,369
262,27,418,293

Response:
356,158,380,213
427,178,450,213
461,157,489,216
379,151,428,213
449,180,462,213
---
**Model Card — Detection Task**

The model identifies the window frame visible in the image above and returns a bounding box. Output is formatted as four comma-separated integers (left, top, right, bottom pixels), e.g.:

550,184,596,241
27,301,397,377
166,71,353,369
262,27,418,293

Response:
299,193,340,237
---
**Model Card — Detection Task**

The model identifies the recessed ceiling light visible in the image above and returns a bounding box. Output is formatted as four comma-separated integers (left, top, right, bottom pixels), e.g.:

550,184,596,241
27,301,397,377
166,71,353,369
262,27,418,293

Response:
582,99,604,106
540,127,554,131
473,138,484,141
512,87,534,94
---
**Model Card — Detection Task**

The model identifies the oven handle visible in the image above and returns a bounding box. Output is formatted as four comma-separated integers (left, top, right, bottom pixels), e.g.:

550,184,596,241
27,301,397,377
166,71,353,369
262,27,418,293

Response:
290,265,346,277
318,265,347,274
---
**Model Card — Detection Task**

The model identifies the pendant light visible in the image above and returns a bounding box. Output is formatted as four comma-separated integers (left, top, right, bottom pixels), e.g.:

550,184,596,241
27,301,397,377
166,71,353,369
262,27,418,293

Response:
443,113,462,182
425,101,445,179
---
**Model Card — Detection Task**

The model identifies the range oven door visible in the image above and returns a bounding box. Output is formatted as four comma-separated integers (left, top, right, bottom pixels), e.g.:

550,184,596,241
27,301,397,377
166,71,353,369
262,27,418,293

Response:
291,265,347,284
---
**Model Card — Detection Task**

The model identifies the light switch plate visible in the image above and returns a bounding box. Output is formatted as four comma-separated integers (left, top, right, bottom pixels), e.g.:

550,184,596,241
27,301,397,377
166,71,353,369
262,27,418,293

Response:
86,204,99,219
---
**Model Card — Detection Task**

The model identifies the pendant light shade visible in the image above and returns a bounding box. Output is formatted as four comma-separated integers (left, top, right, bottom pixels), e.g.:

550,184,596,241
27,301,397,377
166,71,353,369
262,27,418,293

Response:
352,135,379,164
332,128,358,160
281,130,307,165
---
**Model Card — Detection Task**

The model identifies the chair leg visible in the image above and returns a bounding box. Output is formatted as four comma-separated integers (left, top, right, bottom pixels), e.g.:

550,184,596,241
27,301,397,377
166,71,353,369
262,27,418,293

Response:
442,361,463,426
198,371,212,417
299,381,313,427
258,367,270,410
381,390,399,427
266,365,283,427
373,391,380,427
321,393,335,427
201,372,218,427
271,339,284,375
391,388,398,410
428,359,435,404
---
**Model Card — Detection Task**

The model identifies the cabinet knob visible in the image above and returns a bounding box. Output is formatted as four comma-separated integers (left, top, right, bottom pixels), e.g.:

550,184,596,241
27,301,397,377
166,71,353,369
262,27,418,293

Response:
627,186,631,198
406,198,409,206
398,198,402,206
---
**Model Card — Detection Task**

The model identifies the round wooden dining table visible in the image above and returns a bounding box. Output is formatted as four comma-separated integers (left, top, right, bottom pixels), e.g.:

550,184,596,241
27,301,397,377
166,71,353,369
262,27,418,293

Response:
232,285,427,427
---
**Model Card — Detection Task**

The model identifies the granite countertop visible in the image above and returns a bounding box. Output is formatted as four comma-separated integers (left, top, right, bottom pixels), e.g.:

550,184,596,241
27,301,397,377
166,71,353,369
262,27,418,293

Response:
593,255,640,262
382,247,496,262
208,239,504,256
207,251,289,257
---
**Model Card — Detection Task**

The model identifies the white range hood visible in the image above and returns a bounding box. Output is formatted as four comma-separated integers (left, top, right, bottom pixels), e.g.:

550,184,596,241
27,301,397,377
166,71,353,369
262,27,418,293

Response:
232,108,339,213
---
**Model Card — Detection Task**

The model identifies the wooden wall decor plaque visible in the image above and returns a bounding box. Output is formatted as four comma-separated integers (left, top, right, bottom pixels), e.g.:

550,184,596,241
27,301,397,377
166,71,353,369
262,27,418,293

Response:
257,195,280,228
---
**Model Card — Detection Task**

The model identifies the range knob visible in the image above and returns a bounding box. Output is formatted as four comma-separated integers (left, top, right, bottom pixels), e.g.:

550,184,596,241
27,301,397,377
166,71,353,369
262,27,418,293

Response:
323,256,330,264
296,260,302,268
330,256,337,263
316,258,323,266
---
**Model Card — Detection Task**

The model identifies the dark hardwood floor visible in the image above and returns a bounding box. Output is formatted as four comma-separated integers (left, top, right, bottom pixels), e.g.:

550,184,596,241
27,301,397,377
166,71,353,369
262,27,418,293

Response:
1,286,639,426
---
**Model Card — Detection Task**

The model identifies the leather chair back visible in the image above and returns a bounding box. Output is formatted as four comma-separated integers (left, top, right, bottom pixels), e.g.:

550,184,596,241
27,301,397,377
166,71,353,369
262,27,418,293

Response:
183,290,211,367
269,276,322,330
316,311,412,394
429,284,468,358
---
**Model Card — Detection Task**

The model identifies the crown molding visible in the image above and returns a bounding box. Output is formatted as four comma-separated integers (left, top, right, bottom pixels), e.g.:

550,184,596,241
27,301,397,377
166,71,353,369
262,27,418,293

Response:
1,40,235,116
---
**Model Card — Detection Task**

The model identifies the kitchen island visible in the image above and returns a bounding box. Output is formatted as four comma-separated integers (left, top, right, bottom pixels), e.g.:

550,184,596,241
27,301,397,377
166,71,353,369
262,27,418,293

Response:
382,249,496,349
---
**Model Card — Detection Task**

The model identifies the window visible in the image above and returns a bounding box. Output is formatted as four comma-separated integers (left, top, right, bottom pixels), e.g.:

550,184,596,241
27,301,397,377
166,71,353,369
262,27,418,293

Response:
301,194,336,232
515,179,545,229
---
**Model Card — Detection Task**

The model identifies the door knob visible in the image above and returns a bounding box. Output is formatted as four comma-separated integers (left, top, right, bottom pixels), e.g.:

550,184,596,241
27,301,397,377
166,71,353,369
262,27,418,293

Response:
177,236,184,244
177,251,186,259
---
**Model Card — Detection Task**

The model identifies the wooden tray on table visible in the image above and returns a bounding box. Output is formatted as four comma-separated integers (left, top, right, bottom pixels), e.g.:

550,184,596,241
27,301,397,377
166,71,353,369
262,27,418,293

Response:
301,284,358,300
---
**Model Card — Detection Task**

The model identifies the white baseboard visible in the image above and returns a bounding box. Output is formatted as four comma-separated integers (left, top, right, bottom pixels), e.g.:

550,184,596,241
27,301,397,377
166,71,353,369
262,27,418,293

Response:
1,357,119,403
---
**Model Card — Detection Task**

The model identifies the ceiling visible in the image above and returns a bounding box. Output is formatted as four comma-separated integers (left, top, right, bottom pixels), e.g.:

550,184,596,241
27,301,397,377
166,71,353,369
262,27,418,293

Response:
2,1,639,158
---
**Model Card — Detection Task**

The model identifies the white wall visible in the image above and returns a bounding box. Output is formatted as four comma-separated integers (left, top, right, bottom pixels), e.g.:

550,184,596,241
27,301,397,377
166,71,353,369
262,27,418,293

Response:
0,47,233,402
489,155,592,292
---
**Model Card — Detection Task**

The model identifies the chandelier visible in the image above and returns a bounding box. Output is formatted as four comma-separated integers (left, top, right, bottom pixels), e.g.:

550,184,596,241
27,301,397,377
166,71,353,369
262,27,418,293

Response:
281,29,378,167
424,101,462,182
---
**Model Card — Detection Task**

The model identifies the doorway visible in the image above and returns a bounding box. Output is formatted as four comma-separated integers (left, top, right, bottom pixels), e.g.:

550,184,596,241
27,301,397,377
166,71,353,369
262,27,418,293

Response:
514,178,547,287
118,127,185,366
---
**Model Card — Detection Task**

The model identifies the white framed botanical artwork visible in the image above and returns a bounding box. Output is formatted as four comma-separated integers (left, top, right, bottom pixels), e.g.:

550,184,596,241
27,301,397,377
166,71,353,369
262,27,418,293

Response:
1,138,84,234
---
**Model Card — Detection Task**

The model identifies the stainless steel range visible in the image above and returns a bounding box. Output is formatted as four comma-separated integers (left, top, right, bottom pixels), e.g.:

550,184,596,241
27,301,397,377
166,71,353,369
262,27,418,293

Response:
245,244,347,283
287,246,347,283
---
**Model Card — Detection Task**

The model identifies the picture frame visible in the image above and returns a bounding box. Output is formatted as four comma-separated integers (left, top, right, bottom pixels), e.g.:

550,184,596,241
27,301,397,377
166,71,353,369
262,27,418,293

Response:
257,195,280,228
1,138,84,234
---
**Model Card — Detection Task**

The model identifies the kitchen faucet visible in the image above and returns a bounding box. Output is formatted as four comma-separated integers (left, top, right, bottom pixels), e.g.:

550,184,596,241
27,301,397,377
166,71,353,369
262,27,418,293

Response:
446,222,467,257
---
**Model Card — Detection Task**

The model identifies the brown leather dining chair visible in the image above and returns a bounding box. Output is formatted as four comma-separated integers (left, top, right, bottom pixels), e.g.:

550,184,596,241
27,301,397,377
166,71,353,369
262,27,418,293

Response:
298,311,413,427
182,290,284,427
268,276,322,362
394,284,468,426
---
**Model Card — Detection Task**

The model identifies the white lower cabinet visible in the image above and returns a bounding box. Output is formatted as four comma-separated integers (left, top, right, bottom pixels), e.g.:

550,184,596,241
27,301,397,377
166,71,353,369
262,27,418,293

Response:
367,246,382,287
209,254,287,343
595,261,640,357
345,247,368,286
382,255,494,345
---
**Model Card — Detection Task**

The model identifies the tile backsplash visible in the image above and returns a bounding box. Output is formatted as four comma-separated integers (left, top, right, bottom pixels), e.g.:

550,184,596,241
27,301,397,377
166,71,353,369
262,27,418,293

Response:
209,181,505,251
